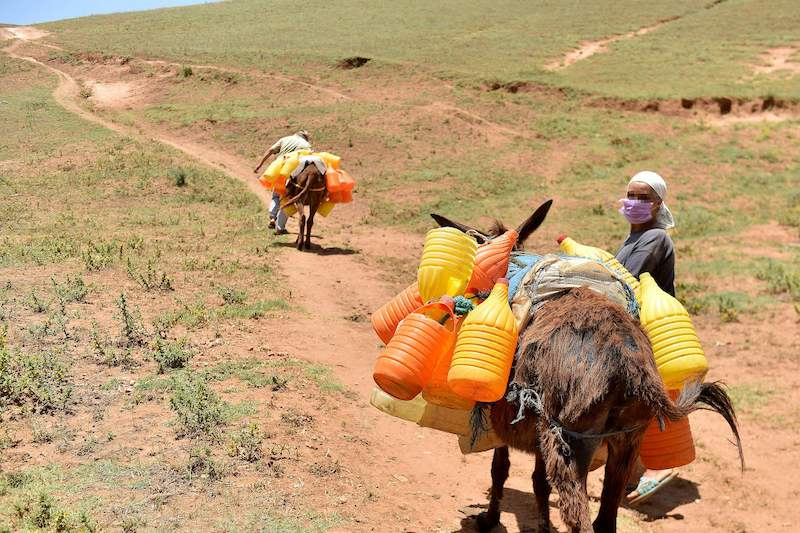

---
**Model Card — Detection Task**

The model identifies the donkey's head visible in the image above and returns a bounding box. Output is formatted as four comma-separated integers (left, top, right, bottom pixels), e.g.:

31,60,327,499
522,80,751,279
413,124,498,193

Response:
430,199,553,249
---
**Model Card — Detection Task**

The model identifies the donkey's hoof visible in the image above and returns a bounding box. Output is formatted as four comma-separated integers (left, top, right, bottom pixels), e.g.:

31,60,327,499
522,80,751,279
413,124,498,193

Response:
476,511,500,532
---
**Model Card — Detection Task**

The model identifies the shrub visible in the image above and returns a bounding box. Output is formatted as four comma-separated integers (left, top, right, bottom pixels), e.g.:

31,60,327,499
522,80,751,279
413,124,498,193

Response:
216,285,246,305
170,167,189,187
51,275,89,304
0,344,73,413
226,422,264,462
184,446,226,482
116,293,147,347
152,338,194,373
179,66,193,78
757,260,800,301
80,240,120,271
169,373,225,439
126,258,173,292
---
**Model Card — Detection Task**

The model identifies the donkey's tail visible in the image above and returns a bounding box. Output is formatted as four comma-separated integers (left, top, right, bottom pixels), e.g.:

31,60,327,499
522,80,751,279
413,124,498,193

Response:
281,178,311,208
656,380,744,470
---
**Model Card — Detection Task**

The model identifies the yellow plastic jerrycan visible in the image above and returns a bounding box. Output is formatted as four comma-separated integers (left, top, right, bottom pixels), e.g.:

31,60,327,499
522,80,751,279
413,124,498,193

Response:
264,155,286,180
314,151,341,170
317,200,335,217
557,235,640,300
369,388,475,436
448,279,519,402
417,227,477,303
639,273,708,388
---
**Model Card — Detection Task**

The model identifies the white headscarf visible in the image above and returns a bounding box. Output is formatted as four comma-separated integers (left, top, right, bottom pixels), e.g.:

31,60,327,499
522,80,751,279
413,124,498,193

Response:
629,171,675,230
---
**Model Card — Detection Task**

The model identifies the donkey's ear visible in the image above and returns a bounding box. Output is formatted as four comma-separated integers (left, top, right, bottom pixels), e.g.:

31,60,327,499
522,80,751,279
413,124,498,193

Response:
430,214,489,243
515,199,553,244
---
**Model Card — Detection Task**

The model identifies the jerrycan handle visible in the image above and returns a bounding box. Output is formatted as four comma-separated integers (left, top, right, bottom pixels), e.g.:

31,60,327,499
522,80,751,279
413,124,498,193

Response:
417,296,457,330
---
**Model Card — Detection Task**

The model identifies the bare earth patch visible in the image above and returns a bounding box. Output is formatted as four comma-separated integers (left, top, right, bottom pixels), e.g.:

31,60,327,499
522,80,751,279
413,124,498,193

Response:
544,17,678,71
6,26,51,41
752,46,800,76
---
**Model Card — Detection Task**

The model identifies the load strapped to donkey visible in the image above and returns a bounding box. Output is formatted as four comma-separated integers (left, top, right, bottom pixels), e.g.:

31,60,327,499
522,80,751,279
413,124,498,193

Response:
371,225,708,463
258,149,355,216
367,201,742,531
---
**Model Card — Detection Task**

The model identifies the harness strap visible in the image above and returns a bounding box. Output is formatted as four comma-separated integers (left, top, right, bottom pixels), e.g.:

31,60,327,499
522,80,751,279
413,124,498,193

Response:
504,382,645,458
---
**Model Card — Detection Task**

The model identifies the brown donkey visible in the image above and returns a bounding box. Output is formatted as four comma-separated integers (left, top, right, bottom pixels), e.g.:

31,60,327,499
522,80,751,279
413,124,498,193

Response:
432,201,743,533
281,163,327,251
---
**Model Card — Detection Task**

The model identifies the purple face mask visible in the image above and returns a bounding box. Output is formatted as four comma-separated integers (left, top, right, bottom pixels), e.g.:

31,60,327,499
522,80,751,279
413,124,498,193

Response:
619,199,653,224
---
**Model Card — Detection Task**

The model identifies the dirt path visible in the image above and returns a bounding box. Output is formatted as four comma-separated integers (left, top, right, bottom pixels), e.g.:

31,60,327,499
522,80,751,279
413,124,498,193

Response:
545,17,678,71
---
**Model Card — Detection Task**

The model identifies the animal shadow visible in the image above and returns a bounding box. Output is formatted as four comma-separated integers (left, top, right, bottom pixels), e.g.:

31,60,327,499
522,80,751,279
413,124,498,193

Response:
627,476,700,522
271,239,358,255
453,487,553,532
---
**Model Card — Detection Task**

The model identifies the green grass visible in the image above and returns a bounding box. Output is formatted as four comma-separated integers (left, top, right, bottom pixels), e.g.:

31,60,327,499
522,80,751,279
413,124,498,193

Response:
42,0,800,99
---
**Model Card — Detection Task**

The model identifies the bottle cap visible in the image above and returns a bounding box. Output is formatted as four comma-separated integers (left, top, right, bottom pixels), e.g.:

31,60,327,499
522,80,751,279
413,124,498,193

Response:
556,234,567,244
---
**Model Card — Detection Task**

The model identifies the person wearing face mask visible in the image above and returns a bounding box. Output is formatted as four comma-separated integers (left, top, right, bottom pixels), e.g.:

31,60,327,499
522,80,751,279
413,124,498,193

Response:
616,170,679,505
617,170,676,295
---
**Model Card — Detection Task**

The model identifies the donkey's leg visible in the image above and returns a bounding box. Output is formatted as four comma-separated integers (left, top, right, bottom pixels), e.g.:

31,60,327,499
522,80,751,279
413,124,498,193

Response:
476,446,510,532
305,201,317,251
533,450,551,532
593,434,641,533
297,206,306,250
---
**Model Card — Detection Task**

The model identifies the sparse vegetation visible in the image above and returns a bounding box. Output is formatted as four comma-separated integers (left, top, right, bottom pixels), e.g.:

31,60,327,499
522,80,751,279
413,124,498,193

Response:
169,373,226,439
152,337,194,373
126,257,174,292
0,342,73,413
226,422,264,462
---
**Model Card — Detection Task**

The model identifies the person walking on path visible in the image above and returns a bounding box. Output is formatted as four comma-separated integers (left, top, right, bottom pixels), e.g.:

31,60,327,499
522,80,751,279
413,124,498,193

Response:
253,130,312,235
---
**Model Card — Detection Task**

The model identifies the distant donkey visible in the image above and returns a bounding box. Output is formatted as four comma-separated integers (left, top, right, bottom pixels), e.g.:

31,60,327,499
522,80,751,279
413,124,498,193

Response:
432,200,743,533
282,163,327,251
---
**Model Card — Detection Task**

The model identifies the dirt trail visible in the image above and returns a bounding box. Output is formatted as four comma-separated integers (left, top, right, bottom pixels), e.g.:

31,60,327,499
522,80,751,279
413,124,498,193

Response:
545,17,678,71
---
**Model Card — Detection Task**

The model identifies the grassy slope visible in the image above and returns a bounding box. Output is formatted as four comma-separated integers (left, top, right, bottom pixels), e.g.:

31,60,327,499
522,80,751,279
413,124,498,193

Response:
42,0,800,99
0,54,351,531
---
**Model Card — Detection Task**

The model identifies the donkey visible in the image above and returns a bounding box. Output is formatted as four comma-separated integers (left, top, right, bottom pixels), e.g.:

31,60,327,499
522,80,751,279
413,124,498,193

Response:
432,200,743,533
281,162,327,251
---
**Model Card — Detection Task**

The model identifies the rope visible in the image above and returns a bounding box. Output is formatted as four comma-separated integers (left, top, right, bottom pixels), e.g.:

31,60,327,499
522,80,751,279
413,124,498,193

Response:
504,382,645,458
453,296,474,316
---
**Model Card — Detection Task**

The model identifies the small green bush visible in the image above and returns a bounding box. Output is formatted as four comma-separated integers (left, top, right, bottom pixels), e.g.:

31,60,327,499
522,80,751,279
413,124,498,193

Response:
115,293,147,347
51,275,89,304
170,167,189,187
169,373,225,439
226,422,264,462
152,338,194,373
216,285,246,305
126,258,173,292
0,344,73,413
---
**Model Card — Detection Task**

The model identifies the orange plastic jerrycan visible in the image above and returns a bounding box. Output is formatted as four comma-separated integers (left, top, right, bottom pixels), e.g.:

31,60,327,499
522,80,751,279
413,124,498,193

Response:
448,279,519,402
423,319,475,410
371,282,424,344
639,273,708,388
557,235,640,300
418,227,478,303
373,298,457,400
640,390,696,469
468,230,518,292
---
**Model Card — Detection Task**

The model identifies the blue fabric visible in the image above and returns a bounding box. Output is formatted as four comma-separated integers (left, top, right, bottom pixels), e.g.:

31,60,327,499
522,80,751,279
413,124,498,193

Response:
505,252,544,302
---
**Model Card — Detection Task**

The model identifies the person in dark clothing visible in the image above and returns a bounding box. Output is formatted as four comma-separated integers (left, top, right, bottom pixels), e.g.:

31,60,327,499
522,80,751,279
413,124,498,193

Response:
616,170,675,295
616,171,679,505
